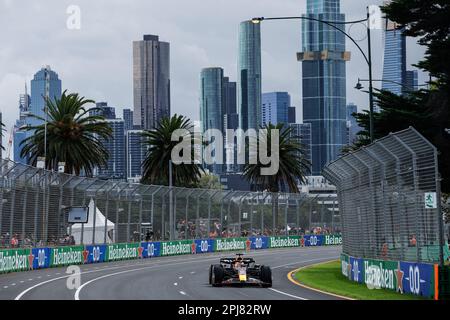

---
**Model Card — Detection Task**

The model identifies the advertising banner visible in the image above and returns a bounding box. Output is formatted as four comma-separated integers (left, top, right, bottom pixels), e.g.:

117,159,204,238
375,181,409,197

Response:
302,235,324,247
106,243,141,262
160,240,194,256
324,234,342,245
269,236,300,248
214,238,249,252
140,242,161,258
194,239,214,254
349,256,364,283
0,248,32,273
84,245,107,264
31,247,51,269
399,261,435,298
340,253,350,278
363,258,399,291
50,246,85,267
248,236,269,250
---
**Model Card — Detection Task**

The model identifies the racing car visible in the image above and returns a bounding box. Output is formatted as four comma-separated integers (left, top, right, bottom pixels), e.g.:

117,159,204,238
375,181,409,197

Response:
209,253,272,287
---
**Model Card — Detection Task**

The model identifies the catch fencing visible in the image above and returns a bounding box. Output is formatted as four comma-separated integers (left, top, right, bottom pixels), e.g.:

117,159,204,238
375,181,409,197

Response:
323,127,446,265
0,159,339,249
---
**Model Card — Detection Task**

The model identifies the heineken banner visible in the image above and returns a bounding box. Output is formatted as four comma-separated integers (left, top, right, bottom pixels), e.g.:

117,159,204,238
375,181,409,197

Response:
141,242,161,258
269,236,300,248
194,239,214,254
0,248,32,273
31,247,51,270
106,243,141,262
84,245,107,264
214,238,250,252
340,253,436,298
1,233,343,274
248,236,269,250
160,240,194,256
50,246,85,267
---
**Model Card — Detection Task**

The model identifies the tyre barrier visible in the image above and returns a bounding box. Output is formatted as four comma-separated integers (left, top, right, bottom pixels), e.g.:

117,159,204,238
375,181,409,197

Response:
340,253,450,300
0,234,342,274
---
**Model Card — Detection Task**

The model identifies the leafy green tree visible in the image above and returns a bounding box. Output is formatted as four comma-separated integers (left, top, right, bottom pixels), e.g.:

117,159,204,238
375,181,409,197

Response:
196,173,223,190
141,114,203,187
349,0,450,192
243,123,311,230
20,90,112,176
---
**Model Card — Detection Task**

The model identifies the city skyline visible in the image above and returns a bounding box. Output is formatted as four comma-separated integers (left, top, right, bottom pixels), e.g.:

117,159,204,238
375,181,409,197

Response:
0,0,427,151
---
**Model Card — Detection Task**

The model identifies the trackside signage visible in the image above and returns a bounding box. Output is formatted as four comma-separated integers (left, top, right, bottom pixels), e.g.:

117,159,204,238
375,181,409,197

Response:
214,238,248,252
51,246,85,267
340,254,437,298
269,236,300,248
0,233,343,275
0,248,32,273
106,243,140,261
325,234,342,245
161,240,193,256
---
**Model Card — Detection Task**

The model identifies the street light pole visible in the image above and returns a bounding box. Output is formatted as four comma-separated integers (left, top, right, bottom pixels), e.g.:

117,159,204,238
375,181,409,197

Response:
366,6,375,142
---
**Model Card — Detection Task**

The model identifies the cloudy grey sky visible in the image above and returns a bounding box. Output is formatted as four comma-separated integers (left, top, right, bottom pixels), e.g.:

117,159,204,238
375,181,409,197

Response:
0,0,427,150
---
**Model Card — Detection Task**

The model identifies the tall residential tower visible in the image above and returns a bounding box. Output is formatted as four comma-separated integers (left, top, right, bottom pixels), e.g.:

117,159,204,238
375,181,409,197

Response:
133,34,170,130
298,0,349,175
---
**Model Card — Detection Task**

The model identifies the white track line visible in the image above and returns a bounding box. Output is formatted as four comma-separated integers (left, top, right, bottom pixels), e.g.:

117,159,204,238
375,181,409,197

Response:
268,288,307,300
15,247,339,300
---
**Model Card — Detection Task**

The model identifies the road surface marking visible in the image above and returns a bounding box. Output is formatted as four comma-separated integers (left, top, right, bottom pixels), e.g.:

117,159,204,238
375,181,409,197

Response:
179,276,183,279
179,291,187,295
268,288,307,300
286,261,353,300
3,286,8,289
174,282,178,286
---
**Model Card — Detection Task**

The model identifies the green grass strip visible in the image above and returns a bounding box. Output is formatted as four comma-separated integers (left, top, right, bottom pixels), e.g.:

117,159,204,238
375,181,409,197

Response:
294,260,426,300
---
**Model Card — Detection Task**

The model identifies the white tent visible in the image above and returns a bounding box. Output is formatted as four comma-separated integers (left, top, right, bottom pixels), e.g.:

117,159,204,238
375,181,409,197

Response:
69,198,115,244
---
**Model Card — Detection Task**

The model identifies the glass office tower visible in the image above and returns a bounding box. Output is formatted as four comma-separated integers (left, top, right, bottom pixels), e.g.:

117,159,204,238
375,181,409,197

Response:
238,21,261,131
29,66,62,128
200,67,225,174
299,0,349,175
261,92,290,126
382,22,406,95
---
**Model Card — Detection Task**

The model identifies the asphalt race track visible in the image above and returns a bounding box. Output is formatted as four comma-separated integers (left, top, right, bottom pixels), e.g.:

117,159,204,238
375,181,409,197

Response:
0,246,342,300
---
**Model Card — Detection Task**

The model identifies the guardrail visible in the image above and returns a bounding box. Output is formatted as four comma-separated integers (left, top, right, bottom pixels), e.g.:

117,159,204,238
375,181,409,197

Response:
0,234,342,274
340,253,442,299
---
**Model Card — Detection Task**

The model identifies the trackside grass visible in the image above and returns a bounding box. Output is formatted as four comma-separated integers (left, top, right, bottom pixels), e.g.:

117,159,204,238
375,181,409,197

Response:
293,260,426,300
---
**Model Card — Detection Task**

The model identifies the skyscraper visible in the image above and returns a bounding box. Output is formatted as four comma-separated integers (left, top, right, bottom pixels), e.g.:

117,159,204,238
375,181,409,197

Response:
382,2,418,96
133,34,170,130
261,92,290,126
98,118,126,180
288,123,312,177
288,107,296,124
238,21,262,131
405,70,418,92
29,66,62,128
13,84,31,163
346,103,362,145
298,0,349,175
382,21,406,95
90,102,116,119
123,109,134,131
126,130,147,180
200,68,238,174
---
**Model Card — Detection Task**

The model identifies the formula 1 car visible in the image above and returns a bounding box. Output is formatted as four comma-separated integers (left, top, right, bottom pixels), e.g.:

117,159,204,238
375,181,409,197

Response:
209,253,272,287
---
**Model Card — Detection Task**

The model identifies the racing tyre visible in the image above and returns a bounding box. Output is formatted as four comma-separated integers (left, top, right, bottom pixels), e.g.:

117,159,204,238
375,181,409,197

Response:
211,264,224,287
209,265,213,284
260,265,272,287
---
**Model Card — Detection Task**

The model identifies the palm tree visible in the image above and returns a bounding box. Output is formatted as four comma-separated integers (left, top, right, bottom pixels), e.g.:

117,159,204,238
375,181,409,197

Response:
141,114,203,187
20,90,112,176
243,123,311,232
